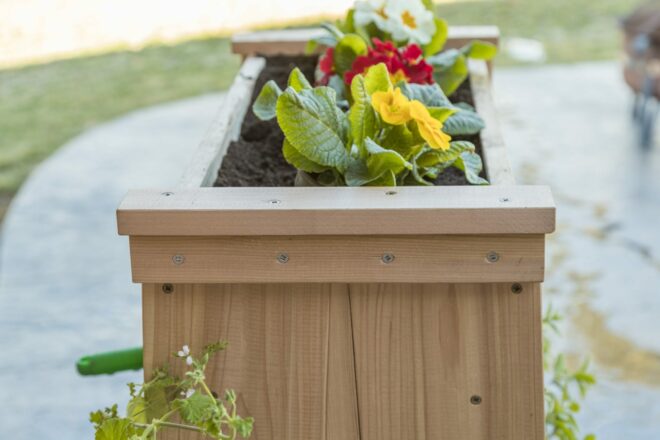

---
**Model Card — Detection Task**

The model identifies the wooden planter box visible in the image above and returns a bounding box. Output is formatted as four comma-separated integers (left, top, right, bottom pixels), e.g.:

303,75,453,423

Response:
117,27,554,440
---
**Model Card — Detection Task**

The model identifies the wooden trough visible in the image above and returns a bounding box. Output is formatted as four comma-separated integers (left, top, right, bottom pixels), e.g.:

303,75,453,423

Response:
117,27,554,440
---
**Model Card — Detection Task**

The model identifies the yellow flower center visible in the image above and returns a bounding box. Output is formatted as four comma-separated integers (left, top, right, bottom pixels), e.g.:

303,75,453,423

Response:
377,7,388,19
401,10,417,29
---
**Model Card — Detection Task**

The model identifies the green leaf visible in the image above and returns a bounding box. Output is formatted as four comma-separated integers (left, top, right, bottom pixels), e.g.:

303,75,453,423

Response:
334,33,368,75
365,138,412,177
427,48,461,69
398,82,451,107
349,75,379,150
283,139,328,173
417,141,475,167
344,158,374,186
379,124,418,157
428,106,457,123
368,169,396,186
252,80,282,121
462,40,498,60
321,22,345,40
364,62,392,94
433,53,468,96
423,18,448,57
276,87,350,171
126,396,147,424
453,151,488,185
95,418,136,440
287,68,312,92
443,108,485,135
176,392,216,424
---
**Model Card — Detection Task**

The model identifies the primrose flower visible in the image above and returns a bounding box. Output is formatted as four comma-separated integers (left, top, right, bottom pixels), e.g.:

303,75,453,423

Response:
317,47,335,86
384,0,436,45
409,100,451,150
177,344,193,366
354,0,390,31
371,87,412,125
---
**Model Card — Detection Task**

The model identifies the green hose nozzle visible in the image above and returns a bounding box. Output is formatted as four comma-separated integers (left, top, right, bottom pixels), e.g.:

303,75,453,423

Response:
76,347,143,376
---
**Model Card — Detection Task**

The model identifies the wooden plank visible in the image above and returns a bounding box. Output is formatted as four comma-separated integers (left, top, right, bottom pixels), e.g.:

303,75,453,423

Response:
117,186,555,236
231,26,500,56
142,282,360,440
178,56,265,188
129,234,545,284
470,59,515,185
350,282,544,440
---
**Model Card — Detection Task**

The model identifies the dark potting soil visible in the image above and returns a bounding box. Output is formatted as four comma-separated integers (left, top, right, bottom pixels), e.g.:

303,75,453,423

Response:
214,56,485,187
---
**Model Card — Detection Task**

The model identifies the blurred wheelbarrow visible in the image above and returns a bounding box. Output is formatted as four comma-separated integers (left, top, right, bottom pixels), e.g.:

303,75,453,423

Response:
622,1,660,148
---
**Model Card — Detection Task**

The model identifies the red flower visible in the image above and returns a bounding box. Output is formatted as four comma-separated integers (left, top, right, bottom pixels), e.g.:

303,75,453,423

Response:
317,47,335,86
344,38,434,86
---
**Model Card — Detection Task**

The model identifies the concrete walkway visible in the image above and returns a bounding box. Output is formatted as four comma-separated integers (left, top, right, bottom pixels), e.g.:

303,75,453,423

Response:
1,62,659,438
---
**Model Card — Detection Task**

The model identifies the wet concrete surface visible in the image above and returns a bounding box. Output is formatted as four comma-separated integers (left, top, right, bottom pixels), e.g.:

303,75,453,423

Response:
0,61,659,438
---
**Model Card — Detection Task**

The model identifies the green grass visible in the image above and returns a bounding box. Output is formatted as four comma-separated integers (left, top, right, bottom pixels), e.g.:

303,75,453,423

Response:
0,37,240,195
0,0,646,199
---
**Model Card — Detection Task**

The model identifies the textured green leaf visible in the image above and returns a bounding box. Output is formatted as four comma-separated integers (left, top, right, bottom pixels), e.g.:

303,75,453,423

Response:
368,169,396,186
417,141,475,167
349,75,379,150
423,18,448,57
427,48,461,69
453,151,488,185
334,33,368,75
287,68,312,92
252,80,282,121
429,50,469,96
276,87,350,171
398,83,451,107
95,418,136,440
177,393,216,424
463,40,498,60
364,62,392,94
344,158,374,186
379,124,419,158
283,139,328,173
443,108,485,135
126,396,147,424
365,138,412,177
428,106,457,123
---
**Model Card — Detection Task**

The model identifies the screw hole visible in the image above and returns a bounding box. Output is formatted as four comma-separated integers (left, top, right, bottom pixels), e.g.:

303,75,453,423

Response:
172,255,185,265
470,395,482,405
381,253,395,264
162,192,174,197
499,197,510,202
486,251,500,263
277,253,289,264
162,284,174,294
385,190,397,196
267,199,281,205
511,283,523,294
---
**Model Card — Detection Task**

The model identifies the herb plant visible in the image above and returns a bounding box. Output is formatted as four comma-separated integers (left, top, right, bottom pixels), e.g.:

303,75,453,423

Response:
253,63,486,186
90,342,253,440
308,0,498,96
543,305,597,440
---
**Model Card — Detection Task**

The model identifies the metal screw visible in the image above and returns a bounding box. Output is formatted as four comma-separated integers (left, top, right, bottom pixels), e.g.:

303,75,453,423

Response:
381,253,395,264
499,197,510,202
276,253,289,264
486,251,500,263
162,191,174,197
511,283,523,294
470,395,482,405
162,284,174,294
385,190,397,196
267,199,281,205
172,254,185,265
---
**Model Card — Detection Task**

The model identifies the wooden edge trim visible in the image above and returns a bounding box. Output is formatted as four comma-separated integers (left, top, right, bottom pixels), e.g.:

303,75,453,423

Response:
470,59,515,185
128,234,545,284
117,186,555,236
177,56,266,188
231,26,500,56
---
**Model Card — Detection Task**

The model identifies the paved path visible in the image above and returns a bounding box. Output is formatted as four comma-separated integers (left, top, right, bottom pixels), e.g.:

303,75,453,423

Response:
1,62,659,438
0,92,224,439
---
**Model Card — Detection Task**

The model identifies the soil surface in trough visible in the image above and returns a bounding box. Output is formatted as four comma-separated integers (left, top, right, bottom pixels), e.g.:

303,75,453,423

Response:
215,55,485,187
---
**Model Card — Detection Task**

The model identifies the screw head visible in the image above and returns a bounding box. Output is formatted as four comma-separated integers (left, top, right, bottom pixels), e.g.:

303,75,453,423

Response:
172,254,185,265
267,199,281,205
276,253,289,264
385,190,397,196
162,284,174,294
499,197,510,202
486,251,500,263
511,283,523,294
470,395,482,405
381,253,395,264
162,191,174,197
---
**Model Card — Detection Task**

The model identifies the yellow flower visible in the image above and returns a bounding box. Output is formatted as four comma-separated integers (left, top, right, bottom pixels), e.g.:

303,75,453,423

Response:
371,87,412,125
409,100,452,150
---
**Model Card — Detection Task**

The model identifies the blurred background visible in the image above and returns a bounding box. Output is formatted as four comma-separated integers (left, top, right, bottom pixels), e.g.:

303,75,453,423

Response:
0,0,659,438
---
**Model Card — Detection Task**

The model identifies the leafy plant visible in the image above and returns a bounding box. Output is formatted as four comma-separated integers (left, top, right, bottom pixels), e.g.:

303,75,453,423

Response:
307,0,497,96
253,63,487,186
90,342,253,440
543,305,597,440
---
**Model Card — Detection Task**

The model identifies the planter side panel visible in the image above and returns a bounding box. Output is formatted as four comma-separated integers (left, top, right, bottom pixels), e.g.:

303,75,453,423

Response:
350,282,544,440
142,283,360,440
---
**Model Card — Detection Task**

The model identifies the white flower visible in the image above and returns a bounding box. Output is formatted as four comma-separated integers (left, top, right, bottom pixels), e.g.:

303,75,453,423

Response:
384,0,436,45
180,388,195,398
186,356,193,366
177,344,193,366
354,0,390,31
